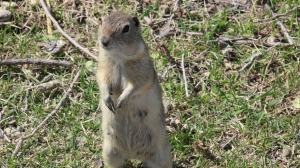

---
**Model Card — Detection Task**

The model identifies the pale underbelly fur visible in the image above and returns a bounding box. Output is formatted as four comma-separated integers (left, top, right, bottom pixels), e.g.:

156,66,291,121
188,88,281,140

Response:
101,85,169,160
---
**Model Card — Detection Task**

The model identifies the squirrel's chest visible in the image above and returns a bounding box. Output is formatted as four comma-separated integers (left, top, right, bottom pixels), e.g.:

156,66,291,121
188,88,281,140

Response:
112,64,129,90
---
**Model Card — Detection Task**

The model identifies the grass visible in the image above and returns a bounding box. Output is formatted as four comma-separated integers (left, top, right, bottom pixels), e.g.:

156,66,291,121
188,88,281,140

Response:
1,0,300,167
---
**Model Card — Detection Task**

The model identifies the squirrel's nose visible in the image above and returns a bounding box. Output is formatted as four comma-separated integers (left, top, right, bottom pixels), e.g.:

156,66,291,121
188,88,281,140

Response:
101,36,110,47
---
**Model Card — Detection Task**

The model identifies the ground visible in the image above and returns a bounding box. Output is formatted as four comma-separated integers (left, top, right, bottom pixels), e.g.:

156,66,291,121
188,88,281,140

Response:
0,0,300,167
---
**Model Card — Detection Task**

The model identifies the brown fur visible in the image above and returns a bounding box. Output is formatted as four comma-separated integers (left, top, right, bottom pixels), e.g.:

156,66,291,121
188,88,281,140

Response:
96,11,172,168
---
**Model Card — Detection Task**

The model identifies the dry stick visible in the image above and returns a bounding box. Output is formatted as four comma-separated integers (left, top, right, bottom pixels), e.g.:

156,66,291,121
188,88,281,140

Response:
0,106,6,122
265,4,294,45
161,65,177,79
213,38,300,47
0,128,11,143
0,116,14,125
181,54,189,97
23,87,30,112
0,22,22,29
39,0,98,61
262,42,300,47
238,53,263,72
12,70,81,156
276,20,294,45
178,30,203,36
22,15,32,29
0,59,71,67
255,6,298,23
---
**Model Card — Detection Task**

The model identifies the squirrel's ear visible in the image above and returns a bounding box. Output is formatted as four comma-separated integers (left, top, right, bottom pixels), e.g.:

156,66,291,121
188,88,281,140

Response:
133,17,140,27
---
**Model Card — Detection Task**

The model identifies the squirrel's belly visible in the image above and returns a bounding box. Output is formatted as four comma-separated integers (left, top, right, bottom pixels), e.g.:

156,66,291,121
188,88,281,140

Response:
104,96,161,157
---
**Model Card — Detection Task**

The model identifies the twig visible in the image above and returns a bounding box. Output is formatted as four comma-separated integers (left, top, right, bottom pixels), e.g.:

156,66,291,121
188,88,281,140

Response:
178,30,203,36
265,4,297,45
262,42,298,47
173,0,180,12
212,37,300,47
0,128,11,143
211,36,261,43
181,54,189,97
219,134,237,149
39,0,98,61
0,22,22,29
0,116,14,125
0,108,3,121
162,65,177,79
276,20,294,45
23,86,30,112
255,6,299,23
81,121,88,136
0,106,7,123
22,15,32,29
12,69,81,156
238,53,263,72
264,4,294,45
0,59,71,67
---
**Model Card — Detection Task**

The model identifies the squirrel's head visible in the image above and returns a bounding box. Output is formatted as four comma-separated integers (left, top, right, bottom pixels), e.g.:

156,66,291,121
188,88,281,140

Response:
98,11,146,61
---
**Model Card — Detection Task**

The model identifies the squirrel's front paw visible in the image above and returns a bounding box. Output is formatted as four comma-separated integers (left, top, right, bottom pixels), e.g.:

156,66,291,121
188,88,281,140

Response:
115,96,128,109
104,97,115,113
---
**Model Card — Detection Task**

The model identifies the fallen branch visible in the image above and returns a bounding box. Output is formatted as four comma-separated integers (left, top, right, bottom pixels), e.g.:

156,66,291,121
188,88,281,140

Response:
39,0,98,61
238,53,263,72
212,37,300,47
12,69,81,156
211,36,260,43
255,6,299,23
262,42,296,47
0,59,71,67
181,54,189,97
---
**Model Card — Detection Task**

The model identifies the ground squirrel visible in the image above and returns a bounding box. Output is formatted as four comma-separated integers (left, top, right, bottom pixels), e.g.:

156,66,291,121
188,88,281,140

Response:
96,11,172,168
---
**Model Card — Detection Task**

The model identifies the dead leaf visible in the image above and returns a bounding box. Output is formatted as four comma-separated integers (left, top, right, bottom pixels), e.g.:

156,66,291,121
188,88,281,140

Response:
157,20,176,38
45,40,66,55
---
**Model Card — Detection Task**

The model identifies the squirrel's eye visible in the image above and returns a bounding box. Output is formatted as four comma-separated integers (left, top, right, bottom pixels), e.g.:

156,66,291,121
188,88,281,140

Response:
122,25,130,33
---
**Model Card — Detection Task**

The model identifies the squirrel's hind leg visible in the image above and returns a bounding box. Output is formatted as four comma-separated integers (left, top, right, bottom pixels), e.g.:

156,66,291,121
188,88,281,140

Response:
102,138,126,168
143,144,172,168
